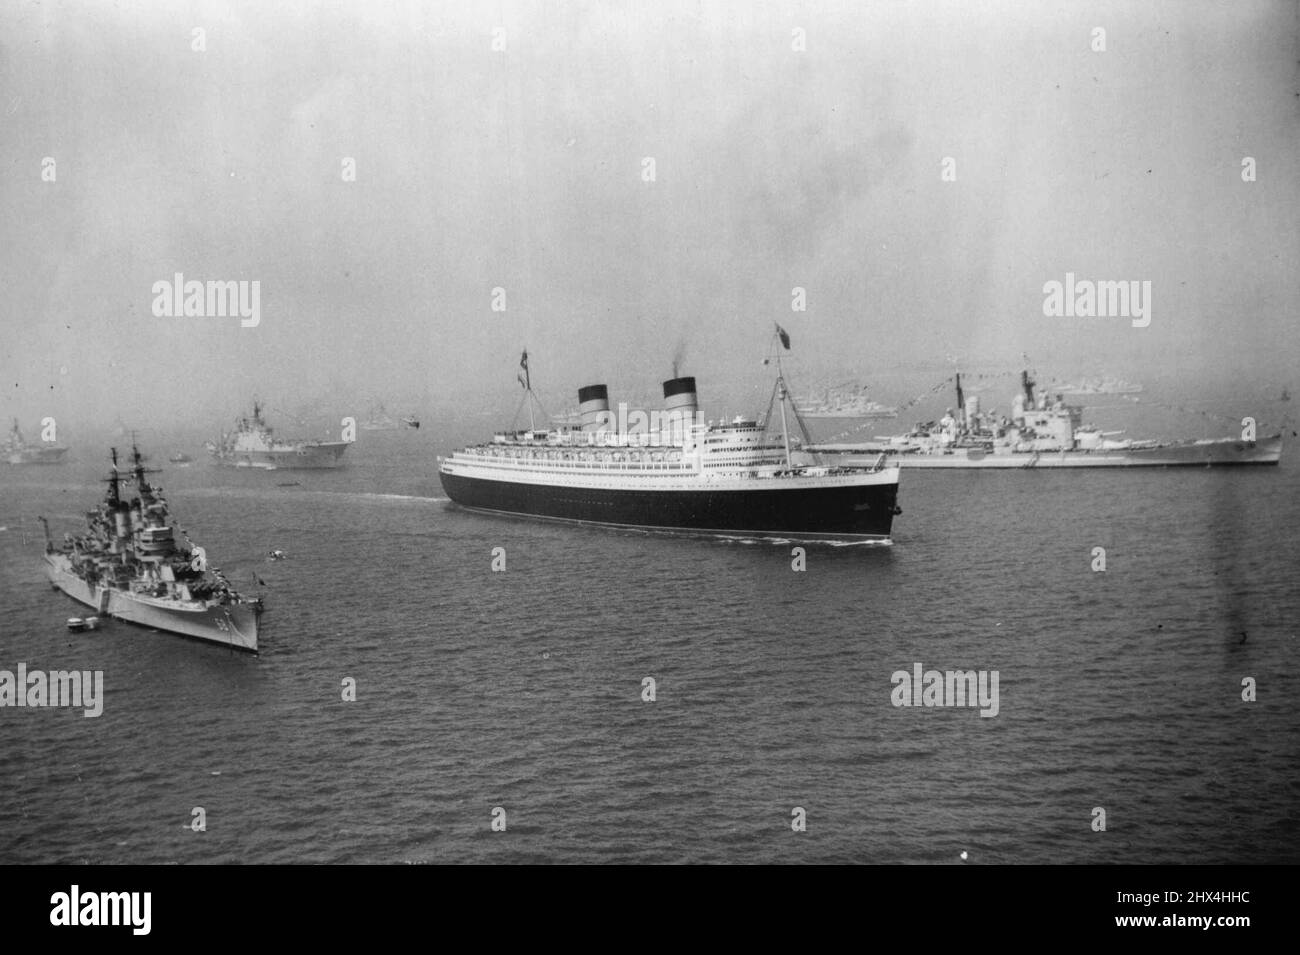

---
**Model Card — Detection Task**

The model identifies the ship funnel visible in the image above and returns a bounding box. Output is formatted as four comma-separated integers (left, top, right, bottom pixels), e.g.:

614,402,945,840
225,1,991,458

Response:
662,376,698,440
662,377,698,415
578,384,611,431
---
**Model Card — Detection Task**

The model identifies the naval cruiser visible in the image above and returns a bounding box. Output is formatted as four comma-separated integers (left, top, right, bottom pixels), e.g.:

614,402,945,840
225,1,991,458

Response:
439,347,902,542
41,444,262,651
207,401,349,469
810,372,1283,468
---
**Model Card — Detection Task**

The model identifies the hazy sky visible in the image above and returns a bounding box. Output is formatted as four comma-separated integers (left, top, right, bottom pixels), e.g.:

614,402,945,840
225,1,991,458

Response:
2,0,1296,433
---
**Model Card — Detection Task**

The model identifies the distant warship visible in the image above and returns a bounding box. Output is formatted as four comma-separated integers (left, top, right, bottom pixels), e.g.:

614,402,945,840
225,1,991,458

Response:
206,401,349,469
4,419,68,465
41,444,262,651
1052,376,1144,395
794,385,899,420
362,401,419,431
361,401,399,431
810,372,1282,468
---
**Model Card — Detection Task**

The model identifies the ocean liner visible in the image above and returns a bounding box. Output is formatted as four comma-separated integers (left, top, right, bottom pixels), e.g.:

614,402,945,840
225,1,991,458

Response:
4,419,68,465
809,372,1283,468
206,401,349,469
439,347,901,542
41,444,262,651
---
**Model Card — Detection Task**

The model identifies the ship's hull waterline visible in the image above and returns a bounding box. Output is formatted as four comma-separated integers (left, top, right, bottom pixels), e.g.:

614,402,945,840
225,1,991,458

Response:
44,554,260,651
813,434,1283,469
439,469,901,542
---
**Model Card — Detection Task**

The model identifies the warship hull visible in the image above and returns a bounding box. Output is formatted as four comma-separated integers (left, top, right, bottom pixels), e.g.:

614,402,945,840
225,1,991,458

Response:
812,434,1283,469
6,447,68,465
44,554,259,651
210,441,349,469
439,468,900,541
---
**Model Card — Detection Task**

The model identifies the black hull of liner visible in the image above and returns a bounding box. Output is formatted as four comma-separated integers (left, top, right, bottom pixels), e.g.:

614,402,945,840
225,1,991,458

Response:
439,473,898,539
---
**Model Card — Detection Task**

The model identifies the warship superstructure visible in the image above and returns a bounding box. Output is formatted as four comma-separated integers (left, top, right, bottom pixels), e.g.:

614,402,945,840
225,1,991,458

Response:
206,401,349,469
41,444,262,651
810,372,1282,468
4,419,68,465
361,401,399,431
439,352,901,542
363,401,419,430
796,385,899,419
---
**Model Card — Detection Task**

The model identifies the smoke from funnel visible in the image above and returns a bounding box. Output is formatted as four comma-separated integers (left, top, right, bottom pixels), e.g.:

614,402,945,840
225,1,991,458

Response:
671,340,687,379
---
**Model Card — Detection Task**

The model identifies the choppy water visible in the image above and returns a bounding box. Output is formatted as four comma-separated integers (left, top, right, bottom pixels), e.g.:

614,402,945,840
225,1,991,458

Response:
2,429,1298,863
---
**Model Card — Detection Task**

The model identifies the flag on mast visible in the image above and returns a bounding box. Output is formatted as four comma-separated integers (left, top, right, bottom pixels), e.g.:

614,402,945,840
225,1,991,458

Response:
775,323,791,350
519,350,531,391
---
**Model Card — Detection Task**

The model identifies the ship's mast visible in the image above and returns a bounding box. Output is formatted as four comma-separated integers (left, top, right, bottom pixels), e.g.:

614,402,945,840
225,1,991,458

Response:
513,349,549,432
523,349,535,431
106,447,122,506
130,439,159,499
955,371,965,430
769,323,800,468
777,375,793,468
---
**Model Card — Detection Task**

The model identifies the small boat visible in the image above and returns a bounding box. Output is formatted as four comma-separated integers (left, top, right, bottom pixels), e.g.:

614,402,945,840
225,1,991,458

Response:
276,481,300,487
268,549,288,561
66,616,100,632
402,415,420,429
169,452,193,464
